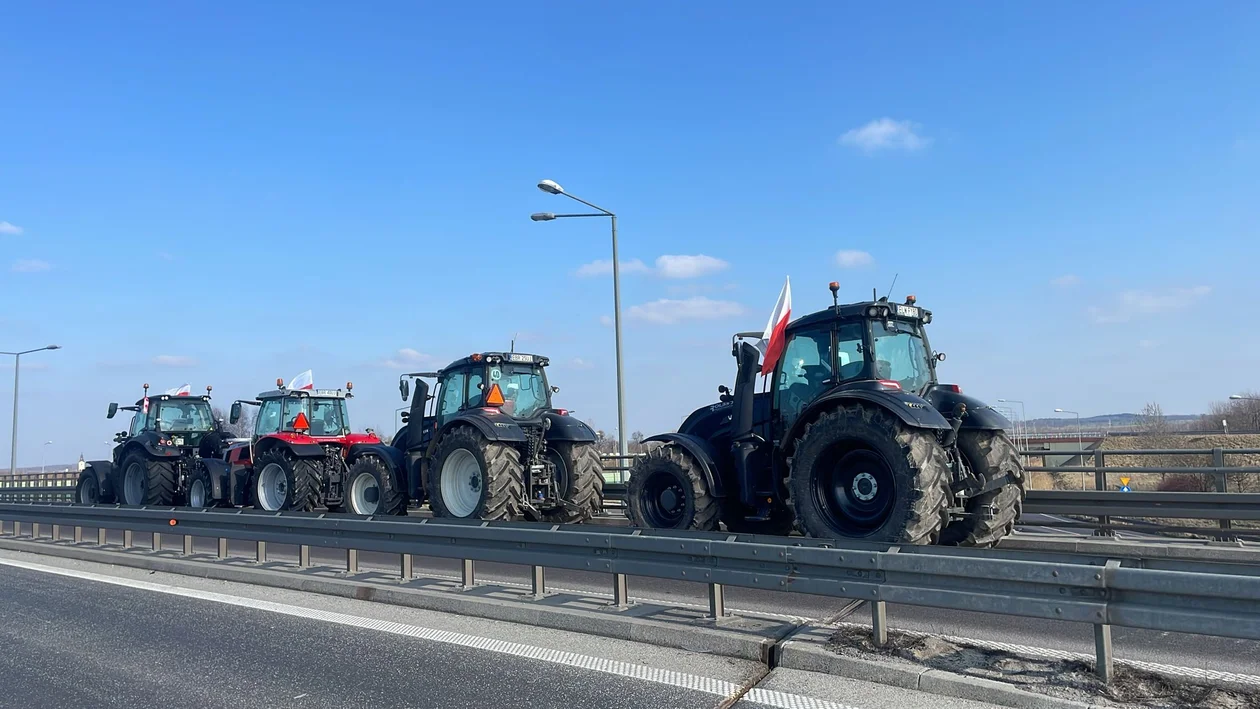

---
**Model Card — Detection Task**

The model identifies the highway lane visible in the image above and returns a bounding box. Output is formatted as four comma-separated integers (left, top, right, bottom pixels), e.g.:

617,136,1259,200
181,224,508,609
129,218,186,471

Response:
0,551,1002,709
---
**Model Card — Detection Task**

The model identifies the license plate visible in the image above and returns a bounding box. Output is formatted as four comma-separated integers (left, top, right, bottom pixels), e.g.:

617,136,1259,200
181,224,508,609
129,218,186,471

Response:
896,305,919,318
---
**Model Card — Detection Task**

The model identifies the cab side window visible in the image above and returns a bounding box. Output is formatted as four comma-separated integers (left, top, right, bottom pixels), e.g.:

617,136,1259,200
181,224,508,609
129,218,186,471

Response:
255,399,282,436
775,327,833,430
438,372,467,423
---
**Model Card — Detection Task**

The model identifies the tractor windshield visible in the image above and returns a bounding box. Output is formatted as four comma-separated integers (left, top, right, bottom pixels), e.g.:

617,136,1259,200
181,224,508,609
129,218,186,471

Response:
488,363,549,418
871,320,933,393
156,400,214,432
280,396,350,436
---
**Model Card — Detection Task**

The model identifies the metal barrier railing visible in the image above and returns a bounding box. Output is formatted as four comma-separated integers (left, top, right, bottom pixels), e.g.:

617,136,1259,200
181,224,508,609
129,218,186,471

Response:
2,502,1259,683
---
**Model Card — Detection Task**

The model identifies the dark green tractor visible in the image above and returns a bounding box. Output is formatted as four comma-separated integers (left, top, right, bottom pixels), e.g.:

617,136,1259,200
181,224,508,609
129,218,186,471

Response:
393,352,603,523
626,284,1025,547
75,384,230,506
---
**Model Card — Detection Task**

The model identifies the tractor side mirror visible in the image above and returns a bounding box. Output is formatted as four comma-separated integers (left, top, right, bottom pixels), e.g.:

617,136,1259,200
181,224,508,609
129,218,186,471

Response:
551,386,560,394
399,378,410,402
107,403,118,419
229,401,242,425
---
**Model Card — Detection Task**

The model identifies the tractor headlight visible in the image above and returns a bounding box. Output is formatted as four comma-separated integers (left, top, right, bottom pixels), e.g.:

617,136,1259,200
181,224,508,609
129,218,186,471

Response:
866,306,879,317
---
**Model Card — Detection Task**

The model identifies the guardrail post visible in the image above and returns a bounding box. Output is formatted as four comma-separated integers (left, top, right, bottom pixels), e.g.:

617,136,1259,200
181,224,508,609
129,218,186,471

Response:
97,528,106,546
32,522,40,539
183,534,193,555
1213,448,1233,535
708,583,726,619
256,541,267,563
299,545,310,567
872,600,889,646
1093,451,1112,536
73,526,82,543
1094,623,1114,682
152,532,161,551
531,566,546,599
612,573,629,609
123,529,133,549
461,559,476,589
51,524,61,541
400,553,413,580
13,521,21,537
216,538,227,559
347,549,359,573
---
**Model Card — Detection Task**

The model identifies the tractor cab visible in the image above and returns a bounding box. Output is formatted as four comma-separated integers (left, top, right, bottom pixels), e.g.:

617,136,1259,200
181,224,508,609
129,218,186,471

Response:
231,380,371,443
107,385,218,454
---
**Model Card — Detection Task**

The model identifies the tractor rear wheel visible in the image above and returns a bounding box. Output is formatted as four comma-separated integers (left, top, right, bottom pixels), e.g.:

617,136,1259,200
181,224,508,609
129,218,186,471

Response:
186,465,215,508
428,427,524,521
345,455,407,516
252,450,320,512
119,452,178,506
626,444,719,531
542,442,604,524
938,430,1025,547
788,404,950,544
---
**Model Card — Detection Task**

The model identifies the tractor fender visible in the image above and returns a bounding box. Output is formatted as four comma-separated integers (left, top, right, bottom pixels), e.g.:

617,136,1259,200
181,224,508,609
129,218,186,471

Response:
782,387,952,454
922,388,1012,431
642,433,726,498
127,433,183,459
200,458,233,503
440,410,529,444
391,423,411,453
81,461,116,501
347,443,407,488
541,412,597,443
255,437,326,459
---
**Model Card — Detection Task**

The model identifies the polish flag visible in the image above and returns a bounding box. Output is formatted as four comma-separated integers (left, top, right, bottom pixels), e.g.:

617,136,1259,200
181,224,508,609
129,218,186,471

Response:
165,384,192,397
760,277,792,376
288,370,314,390
142,396,150,415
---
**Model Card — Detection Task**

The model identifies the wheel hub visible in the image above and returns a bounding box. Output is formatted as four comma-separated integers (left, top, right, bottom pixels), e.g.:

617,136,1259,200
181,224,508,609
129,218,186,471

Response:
852,472,878,501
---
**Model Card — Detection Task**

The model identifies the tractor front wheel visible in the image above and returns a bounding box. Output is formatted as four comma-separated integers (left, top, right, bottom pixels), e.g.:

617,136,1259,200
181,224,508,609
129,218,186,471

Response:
252,450,320,512
938,430,1025,548
345,456,407,516
788,404,950,544
626,444,718,531
75,473,101,505
186,465,215,508
542,442,604,524
119,452,177,506
428,427,524,521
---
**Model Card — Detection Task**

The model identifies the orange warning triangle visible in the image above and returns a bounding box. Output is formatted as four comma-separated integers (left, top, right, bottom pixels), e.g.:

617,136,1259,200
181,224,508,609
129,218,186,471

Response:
293,411,310,431
485,384,505,407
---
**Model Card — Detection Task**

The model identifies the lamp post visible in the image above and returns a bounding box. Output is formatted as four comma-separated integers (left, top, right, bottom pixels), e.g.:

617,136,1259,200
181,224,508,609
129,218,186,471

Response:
997,398,1028,448
532,179,628,459
1054,408,1084,489
41,440,52,474
1229,394,1260,401
3,345,61,475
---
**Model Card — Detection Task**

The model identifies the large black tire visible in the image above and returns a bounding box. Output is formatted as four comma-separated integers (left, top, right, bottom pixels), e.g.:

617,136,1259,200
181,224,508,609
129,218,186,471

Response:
119,452,178,506
251,449,320,512
788,404,950,544
938,430,1025,548
626,444,719,531
344,455,407,516
428,427,524,520
542,442,604,524
186,465,215,508
75,472,102,504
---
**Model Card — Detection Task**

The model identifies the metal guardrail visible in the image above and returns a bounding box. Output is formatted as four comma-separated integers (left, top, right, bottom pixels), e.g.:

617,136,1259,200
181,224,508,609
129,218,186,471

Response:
2,503,1259,682
0,473,77,503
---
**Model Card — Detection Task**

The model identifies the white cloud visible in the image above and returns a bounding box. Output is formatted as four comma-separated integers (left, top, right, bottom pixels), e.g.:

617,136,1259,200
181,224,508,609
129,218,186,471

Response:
627,296,745,325
153,355,198,367
12,259,50,273
0,221,23,235
575,258,650,278
383,348,443,369
835,250,874,268
839,118,929,153
1088,286,1212,324
654,254,729,279
598,315,613,327
1051,274,1081,288
571,357,594,370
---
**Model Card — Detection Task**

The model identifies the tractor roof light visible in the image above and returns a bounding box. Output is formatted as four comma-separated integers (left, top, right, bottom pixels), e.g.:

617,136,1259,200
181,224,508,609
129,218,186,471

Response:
470,353,483,362
877,380,903,391
346,381,353,390
276,377,285,388
905,294,916,305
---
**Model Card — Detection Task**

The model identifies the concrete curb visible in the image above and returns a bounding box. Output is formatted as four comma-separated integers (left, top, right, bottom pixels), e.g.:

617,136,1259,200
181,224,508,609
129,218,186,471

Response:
0,537,790,663
777,635,1097,709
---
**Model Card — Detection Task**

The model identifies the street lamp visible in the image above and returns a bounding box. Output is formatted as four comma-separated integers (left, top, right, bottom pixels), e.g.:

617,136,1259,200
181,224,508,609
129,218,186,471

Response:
531,179,629,459
997,398,1029,447
1055,408,1084,489
1229,394,1260,401
2,345,61,475
41,440,52,474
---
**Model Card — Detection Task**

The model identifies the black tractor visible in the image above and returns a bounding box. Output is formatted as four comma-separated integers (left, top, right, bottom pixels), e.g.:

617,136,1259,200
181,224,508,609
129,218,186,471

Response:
626,284,1025,547
75,384,231,506
393,351,603,523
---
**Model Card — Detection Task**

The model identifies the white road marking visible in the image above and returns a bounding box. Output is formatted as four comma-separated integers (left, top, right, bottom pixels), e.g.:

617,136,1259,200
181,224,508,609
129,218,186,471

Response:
830,621,1260,687
0,557,860,709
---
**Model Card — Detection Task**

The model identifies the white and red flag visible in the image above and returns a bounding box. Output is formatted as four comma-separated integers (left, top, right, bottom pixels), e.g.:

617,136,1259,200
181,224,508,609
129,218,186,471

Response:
165,384,192,396
288,370,314,390
759,277,792,375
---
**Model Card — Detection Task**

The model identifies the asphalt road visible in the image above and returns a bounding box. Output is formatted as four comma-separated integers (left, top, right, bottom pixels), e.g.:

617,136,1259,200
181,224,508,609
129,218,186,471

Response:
0,552,1002,709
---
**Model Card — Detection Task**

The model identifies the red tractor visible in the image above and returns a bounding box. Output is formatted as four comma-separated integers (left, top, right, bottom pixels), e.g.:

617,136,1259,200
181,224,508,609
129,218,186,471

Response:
216,378,405,513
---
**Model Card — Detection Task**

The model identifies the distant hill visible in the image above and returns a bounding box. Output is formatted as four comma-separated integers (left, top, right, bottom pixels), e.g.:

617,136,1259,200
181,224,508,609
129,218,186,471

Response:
1026,413,1199,431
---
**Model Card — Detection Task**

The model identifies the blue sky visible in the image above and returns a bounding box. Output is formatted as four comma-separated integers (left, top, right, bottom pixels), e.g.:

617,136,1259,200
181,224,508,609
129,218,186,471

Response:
3,2,1259,466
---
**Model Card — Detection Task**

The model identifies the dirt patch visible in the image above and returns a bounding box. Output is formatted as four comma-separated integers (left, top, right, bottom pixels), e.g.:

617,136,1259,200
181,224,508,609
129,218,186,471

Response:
826,626,1260,708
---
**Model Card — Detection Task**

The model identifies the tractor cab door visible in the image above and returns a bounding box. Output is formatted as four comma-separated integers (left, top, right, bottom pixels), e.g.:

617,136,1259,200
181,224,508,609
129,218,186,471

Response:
435,370,470,429
772,322,866,440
